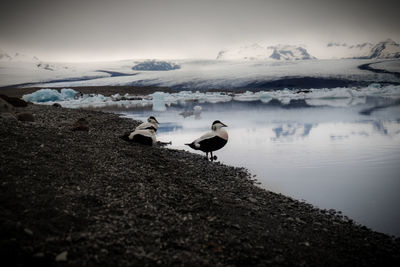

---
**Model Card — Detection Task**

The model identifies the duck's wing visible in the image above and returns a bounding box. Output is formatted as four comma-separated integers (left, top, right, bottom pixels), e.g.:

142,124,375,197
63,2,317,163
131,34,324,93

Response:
136,122,158,131
196,134,227,152
194,131,216,145
129,129,156,145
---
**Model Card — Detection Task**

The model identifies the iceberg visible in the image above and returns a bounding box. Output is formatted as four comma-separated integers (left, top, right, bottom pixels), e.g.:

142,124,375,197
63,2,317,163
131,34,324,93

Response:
151,91,167,111
22,88,79,102
61,88,79,99
20,84,400,110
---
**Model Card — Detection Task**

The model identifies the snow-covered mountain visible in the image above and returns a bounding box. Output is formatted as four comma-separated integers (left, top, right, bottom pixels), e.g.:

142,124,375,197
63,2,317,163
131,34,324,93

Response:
0,49,12,61
216,44,315,61
132,60,180,71
0,48,69,72
268,45,316,60
0,49,40,62
369,39,400,59
326,39,400,59
216,44,271,60
325,42,373,59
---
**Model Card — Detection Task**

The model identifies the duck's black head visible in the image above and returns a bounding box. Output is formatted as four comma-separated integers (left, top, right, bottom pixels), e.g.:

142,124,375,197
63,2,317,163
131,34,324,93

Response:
211,120,227,130
148,116,159,124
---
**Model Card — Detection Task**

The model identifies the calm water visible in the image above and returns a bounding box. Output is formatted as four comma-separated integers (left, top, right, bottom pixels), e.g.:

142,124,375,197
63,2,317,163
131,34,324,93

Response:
117,98,400,236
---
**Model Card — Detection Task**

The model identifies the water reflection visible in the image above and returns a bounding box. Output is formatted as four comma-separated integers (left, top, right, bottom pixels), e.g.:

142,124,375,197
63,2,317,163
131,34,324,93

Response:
118,98,400,236
272,123,315,139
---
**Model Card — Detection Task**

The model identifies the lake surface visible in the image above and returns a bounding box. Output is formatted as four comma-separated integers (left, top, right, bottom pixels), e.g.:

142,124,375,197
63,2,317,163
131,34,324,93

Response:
116,97,400,236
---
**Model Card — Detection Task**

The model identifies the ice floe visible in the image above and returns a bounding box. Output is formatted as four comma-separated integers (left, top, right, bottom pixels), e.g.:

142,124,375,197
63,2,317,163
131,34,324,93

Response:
21,84,400,110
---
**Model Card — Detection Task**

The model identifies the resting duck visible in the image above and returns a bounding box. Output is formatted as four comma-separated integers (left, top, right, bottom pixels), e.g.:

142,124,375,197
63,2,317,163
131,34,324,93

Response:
135,116,159,132
185,120,228,161
122,128,156,146
120,116,158,145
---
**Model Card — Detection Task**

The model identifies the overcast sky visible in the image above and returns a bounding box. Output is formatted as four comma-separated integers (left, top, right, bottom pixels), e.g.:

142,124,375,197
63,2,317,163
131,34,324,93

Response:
1,0,399,62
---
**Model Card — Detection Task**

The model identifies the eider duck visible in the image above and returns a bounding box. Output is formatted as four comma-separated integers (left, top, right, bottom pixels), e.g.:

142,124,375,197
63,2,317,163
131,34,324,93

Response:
185,120,228,161
124,128,156,146
135,116,159,132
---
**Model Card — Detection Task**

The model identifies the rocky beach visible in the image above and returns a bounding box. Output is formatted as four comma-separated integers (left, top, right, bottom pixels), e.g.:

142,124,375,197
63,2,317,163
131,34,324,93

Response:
1,94,400,266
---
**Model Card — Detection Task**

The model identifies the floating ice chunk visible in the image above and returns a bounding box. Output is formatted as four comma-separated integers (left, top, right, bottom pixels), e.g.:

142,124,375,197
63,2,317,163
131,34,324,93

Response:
111,93,121,100
23,89,63,102
151,91,168,111
368,83,381,88
233,91,260,102
22,88,79,103
193,105,202,114
259,91,273,103
305,98,353,107
61,88,79,99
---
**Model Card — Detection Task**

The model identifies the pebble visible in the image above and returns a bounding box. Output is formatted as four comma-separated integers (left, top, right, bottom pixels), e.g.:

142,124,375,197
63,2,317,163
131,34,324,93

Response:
33,252,45,258
55,251,68,262
24,228,33,236
248,197,258,203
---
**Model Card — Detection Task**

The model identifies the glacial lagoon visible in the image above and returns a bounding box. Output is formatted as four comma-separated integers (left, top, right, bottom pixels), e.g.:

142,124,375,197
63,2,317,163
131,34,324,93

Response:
118,93,400,237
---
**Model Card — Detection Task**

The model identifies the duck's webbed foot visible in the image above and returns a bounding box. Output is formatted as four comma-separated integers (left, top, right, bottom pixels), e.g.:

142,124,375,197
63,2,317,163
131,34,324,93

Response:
157,141,172,147
210,152,217,162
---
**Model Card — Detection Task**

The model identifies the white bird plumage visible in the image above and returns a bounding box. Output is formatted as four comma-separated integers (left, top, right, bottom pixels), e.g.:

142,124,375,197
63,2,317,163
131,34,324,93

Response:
135,116,159,132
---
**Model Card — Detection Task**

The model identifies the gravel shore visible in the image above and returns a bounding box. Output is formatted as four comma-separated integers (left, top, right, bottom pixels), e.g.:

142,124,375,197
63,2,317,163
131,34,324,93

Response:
1,103,400,266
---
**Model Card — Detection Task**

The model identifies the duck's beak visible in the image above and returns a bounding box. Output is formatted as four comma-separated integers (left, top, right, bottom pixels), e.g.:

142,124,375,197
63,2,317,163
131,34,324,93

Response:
222,122,228,127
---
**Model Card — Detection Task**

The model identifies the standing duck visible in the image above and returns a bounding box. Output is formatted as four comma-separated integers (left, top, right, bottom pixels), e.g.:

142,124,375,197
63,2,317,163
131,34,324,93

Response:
185,120,228,161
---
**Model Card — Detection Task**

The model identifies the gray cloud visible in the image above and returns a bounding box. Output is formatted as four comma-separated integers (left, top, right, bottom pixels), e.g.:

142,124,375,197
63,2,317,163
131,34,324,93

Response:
1,0,399,61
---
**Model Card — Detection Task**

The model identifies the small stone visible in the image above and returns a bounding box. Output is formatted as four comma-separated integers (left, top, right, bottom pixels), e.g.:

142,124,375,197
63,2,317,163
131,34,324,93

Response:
0,98,15,113
53,103,62,108
17,112,35,122
274,255,285,263
33,252,45,258
55,251,68,262
295,217,306,224
0,94,28,107
0,112,17,121
72,118,89,131
248,197,258,203
24,228,33,236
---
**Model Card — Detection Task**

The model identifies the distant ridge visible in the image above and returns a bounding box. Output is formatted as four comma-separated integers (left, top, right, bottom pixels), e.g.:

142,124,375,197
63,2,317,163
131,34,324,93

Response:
216,44,315,61
217,39,400,61
0,49,40,62
326,39,400,59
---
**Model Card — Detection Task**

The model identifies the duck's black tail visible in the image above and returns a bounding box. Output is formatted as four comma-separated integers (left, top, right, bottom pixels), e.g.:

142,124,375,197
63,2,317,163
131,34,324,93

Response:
185,142,196,150
119,132,131,142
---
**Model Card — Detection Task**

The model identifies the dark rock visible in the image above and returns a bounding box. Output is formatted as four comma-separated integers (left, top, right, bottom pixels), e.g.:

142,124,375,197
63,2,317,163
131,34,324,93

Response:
55,251,68,262
0,98,15,113
72,118,89,131
52,103,62,108
0,112,17,121
0,94,28,107
16,112,35,122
